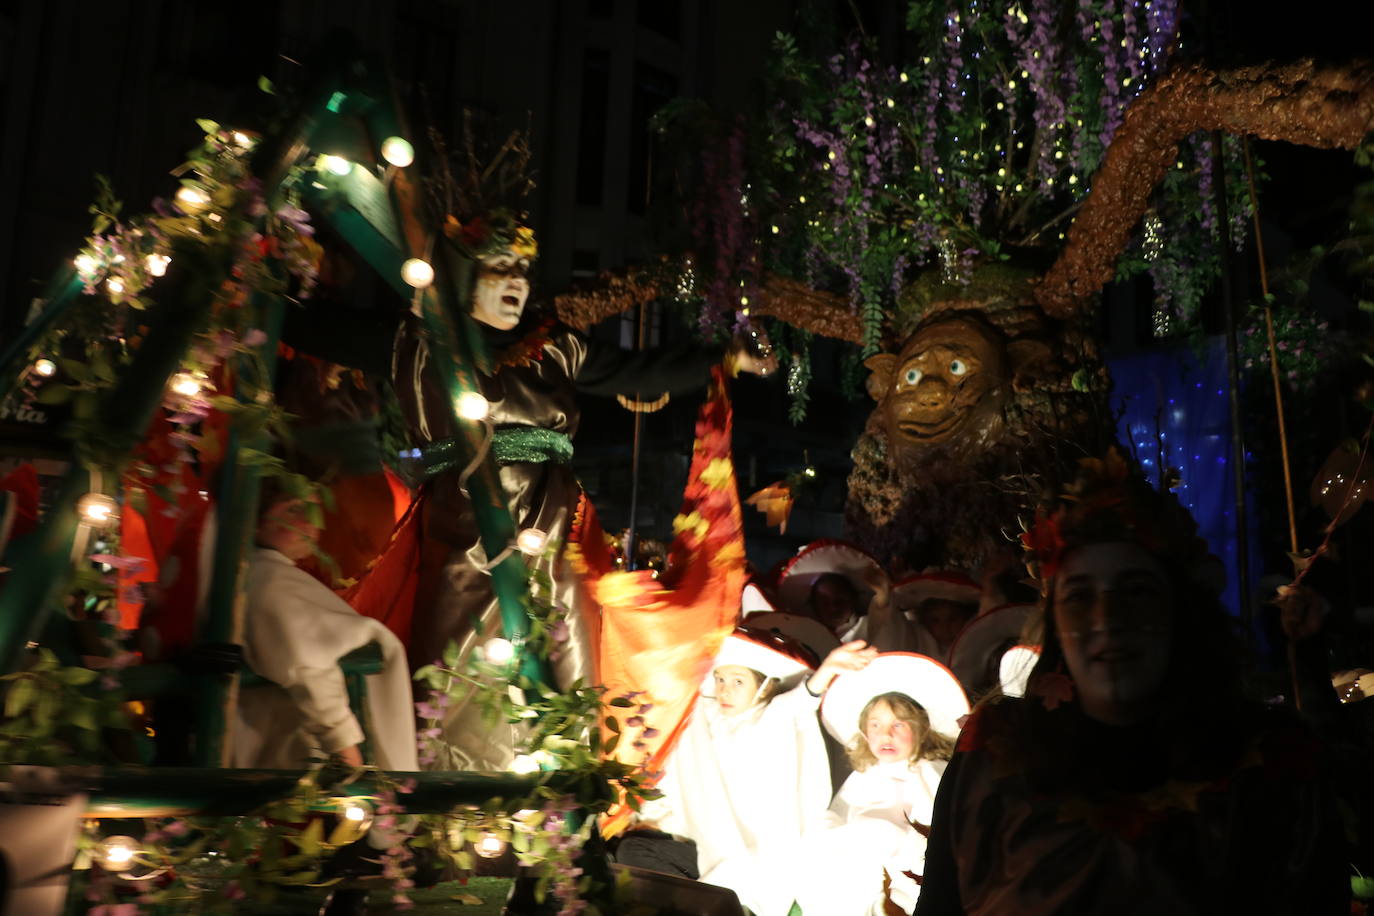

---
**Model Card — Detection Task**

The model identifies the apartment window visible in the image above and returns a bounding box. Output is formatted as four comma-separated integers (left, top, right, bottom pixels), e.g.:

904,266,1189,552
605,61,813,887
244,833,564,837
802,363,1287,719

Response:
626,60,678,215
576,48,611,206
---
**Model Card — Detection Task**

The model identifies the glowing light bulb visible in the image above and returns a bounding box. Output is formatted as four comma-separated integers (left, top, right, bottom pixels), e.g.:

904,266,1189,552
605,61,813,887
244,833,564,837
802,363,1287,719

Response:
381,136,415,168
770,225,779,234
322,155,352,176
798,195,806,203
335,798,374,831
483,637,515,665
739,295,750,306
510,754,539,774
97,836,140,871
863,116,875,128
474,832,506,858
105,277,125,295
516,528,548,556
231,131,255,149
900,71,909,82
175,187,209,210
33,358,57,378
145,253,171,277
78,493,118,527
455,391,490,421
74,254,99,275
401,258,434,288
169,372,202,397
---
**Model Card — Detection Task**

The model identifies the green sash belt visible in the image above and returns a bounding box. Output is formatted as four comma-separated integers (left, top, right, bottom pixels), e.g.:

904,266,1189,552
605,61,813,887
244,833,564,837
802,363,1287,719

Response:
420,427,573,478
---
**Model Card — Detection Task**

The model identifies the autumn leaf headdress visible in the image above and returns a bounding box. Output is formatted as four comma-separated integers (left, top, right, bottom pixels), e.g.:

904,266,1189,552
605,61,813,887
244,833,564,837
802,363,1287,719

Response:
428,111,538,261
1020,447,1212,583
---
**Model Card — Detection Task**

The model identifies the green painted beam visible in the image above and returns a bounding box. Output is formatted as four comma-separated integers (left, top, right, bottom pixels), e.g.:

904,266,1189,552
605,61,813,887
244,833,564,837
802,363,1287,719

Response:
76,766,552,817
192,293,286,768
0,272,85,400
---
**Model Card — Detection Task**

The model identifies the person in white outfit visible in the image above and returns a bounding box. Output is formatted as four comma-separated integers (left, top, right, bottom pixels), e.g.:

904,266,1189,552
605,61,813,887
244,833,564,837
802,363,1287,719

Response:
794,653,969,916
641,628,877,916
232,485,418,771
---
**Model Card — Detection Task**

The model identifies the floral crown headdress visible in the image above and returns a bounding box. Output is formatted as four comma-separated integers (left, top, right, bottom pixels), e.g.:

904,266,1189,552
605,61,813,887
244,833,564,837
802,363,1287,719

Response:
1020,447,1212,584
428,111,538,261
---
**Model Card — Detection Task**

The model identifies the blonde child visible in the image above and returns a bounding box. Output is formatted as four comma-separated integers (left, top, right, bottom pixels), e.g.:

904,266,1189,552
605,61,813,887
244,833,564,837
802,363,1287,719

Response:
794,653,969,916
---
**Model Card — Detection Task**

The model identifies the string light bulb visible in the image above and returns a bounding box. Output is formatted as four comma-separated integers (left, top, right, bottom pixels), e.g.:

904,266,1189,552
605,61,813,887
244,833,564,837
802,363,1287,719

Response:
455,391,490,421
73,254,98,275
510,754,539,775
401,258,434,288
175,187,209,210
483,637,516,665
516,528,548,556
105,277,125,295
381,136,415,168
78,493,118,527
96,836,140,872
145,253,171,277
474,832,506,858
321,155,352,176
231,131,255,150
33,358,56,378
169,372,203,397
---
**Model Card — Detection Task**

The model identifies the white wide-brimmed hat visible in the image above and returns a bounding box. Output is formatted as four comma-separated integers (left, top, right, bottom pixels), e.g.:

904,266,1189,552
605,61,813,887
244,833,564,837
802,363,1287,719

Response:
820,652,970,746
741,612,839,665
777,540,886,615
891,571,981,620
704,627,815,696
998,644,1041,698
948,602,1035,692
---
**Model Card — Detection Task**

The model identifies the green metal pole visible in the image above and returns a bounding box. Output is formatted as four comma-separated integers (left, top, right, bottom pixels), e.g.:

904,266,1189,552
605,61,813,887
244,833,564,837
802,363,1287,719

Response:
192,295,286,768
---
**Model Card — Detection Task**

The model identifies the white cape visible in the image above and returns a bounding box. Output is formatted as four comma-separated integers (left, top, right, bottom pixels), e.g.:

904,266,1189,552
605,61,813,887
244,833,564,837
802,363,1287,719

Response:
232,548,418,771
794,757,946,915
649,681,832,916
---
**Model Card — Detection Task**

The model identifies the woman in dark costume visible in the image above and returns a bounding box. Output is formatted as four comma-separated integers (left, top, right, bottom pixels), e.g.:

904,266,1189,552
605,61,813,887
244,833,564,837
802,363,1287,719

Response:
916,449,1349,915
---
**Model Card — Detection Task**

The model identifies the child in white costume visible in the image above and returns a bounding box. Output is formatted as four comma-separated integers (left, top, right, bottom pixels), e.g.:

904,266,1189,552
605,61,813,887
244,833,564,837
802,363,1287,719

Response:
794,653,969,916
645,628,877,916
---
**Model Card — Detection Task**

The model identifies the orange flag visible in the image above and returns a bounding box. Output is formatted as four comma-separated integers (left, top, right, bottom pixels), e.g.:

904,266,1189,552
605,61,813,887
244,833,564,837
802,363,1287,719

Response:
570,367,746,834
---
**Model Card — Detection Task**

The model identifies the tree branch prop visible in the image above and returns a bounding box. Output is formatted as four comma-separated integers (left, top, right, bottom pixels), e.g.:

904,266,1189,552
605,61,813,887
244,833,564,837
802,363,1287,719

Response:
554,263,862,343
1036,60,1374,317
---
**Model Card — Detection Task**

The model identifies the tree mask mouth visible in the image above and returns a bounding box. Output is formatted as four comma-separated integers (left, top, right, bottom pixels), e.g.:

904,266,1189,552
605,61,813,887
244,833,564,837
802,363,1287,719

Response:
896,411,966,440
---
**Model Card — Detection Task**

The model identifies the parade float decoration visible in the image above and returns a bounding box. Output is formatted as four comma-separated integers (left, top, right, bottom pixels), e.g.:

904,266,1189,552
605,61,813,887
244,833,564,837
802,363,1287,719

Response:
0,57,666,914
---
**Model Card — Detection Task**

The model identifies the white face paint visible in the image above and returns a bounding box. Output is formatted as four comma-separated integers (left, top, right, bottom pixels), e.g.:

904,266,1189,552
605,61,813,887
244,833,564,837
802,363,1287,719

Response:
470,249,532,330
1052,541,1173,725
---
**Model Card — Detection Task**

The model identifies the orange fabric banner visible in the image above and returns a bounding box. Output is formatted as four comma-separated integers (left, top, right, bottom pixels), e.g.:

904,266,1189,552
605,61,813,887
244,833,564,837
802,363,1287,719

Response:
570,367,745,834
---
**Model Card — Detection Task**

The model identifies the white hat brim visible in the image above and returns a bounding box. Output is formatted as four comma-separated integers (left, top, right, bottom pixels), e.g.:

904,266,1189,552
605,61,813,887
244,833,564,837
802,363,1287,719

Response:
948,603,1035,690
777,541,885,614
999,644,1041,698
740,612,840,662
820,652,970,746
891,573,981,617
708,631,812,691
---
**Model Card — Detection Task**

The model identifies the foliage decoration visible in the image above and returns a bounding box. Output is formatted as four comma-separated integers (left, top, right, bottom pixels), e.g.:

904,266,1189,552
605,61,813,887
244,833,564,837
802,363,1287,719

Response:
629,0,1252,419
412,546,659,914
